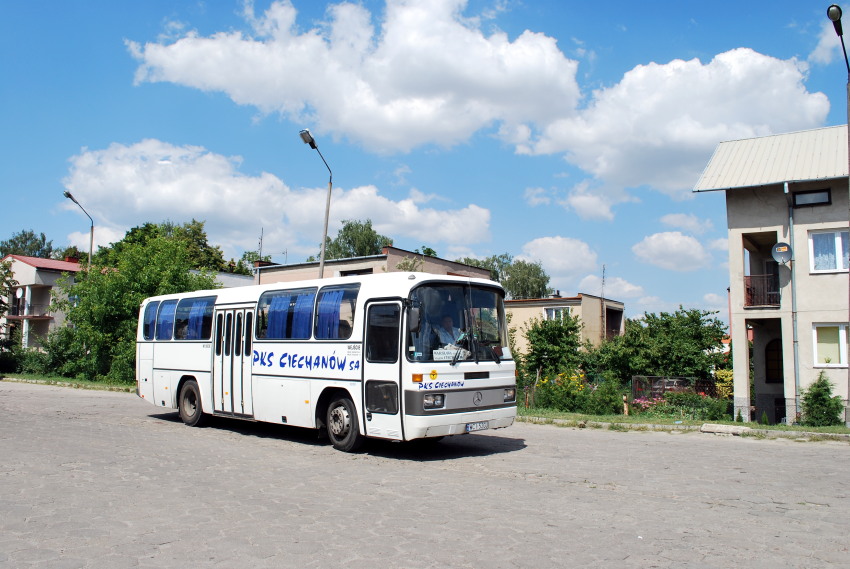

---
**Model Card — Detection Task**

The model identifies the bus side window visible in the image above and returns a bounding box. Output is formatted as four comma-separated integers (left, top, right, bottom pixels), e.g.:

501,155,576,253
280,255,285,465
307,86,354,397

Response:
366,304,400,363
224,313,233,357
142,301,159,340
215,313,223,356
316,284,359,340
257,288,316,339
234,313,243,357
155,300,178,341
244,312,253,356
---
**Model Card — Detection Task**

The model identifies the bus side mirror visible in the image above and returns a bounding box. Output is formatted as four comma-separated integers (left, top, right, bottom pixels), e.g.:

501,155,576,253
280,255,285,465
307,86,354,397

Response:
408,306,421,334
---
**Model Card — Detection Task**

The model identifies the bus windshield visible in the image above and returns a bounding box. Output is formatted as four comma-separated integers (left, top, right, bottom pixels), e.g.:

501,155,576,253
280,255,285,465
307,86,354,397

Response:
407,282,512,364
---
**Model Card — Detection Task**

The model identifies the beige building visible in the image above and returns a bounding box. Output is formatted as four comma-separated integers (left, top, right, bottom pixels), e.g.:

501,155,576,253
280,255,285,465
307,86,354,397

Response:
254,246,490,284
1,255,82,349
695,126,849,424
506,293,625,353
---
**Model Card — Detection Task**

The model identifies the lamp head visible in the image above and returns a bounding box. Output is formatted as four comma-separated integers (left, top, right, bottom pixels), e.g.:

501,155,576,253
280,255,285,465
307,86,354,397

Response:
828,4,844,36
299,129,317,149
63,191,76,202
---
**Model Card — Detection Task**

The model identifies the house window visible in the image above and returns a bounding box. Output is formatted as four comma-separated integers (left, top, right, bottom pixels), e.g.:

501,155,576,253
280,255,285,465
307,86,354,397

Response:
545,307,569,320
813,324,848,366
792,189,831,207
809,230,849,272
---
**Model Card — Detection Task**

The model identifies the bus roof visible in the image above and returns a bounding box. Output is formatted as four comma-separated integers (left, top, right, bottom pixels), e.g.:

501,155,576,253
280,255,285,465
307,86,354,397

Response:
139,272,504,306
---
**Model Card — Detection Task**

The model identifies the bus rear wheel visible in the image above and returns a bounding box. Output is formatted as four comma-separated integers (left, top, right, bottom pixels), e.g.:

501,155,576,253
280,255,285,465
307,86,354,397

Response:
178,380,206,427
326,396,364,452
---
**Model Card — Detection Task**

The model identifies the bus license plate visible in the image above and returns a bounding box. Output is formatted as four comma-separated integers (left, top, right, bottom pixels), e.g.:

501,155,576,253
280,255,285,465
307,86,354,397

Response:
466,421,489,433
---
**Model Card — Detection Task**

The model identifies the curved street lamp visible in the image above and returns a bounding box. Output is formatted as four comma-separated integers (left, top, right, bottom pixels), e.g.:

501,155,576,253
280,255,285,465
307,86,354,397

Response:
63,190,93,267
299,129,333,279
827,4,850,426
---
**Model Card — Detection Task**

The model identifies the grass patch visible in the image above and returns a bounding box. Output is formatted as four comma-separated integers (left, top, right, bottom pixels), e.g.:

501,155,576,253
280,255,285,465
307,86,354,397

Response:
0,373,135,391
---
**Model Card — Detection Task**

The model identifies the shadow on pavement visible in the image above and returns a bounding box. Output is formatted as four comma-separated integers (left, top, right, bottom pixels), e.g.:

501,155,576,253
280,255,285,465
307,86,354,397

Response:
149,410,526,458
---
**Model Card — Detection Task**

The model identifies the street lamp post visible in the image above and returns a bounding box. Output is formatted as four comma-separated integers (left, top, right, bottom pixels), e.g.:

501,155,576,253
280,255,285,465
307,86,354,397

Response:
299,129,333,279
827,4,850,426
63,191,93,267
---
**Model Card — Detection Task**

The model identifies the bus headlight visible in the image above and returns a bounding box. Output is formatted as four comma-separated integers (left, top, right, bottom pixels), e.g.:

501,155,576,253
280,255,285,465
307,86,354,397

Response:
423,393,445,409
504,388,516,402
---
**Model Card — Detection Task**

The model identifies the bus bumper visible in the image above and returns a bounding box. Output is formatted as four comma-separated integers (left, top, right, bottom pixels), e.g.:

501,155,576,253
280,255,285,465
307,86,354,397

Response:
404,406,516,440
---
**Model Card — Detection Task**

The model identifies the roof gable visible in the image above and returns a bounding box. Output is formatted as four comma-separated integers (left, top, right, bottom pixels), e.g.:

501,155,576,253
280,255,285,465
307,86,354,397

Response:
694,125,848,192
2,254,82,273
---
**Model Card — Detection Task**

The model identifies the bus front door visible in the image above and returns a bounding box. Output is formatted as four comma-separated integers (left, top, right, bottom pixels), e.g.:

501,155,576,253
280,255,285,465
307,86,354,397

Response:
362,302,404,440
212,308,254,417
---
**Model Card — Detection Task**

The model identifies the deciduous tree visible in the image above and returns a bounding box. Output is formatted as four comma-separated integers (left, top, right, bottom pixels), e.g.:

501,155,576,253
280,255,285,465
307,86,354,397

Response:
53,235,218,382
0,229,54,258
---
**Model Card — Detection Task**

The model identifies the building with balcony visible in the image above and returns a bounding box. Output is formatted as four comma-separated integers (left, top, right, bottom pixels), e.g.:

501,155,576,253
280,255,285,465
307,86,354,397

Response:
695,126,849,424
1,255,82,349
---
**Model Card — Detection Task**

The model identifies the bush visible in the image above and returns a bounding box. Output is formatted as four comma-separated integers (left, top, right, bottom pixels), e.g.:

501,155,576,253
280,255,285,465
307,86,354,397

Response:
714,369,733,399
801,372,845,427
632,391,730,421
532,372,589,412
584,378,624,415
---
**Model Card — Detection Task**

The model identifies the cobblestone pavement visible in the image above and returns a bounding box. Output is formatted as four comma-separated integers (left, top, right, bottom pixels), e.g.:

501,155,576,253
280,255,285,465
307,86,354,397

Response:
1,381,849,569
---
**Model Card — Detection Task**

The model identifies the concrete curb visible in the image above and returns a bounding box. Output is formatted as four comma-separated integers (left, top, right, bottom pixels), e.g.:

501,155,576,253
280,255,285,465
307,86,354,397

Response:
518,415,850,442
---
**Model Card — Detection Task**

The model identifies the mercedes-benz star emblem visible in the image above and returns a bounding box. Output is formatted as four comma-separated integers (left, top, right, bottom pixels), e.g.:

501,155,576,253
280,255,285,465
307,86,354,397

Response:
472,392,483,406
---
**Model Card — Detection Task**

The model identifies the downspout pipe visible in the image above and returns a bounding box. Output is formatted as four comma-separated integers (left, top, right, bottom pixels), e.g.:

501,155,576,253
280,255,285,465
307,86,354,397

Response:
784,182,801,419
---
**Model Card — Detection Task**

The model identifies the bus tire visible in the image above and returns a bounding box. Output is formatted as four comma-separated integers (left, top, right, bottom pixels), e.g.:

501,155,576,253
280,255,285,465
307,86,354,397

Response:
178,380,206,427
326,395,364,452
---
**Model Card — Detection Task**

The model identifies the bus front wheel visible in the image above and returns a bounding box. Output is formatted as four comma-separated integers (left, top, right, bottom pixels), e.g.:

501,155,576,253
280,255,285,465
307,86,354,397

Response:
178,380,206,427
326,396,364,452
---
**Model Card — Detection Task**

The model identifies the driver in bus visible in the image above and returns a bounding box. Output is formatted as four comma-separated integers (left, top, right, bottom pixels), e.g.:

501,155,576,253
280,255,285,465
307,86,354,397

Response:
436,314,461,346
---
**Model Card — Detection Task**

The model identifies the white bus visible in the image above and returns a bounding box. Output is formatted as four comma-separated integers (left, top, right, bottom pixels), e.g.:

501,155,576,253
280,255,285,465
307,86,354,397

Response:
136,272,516,451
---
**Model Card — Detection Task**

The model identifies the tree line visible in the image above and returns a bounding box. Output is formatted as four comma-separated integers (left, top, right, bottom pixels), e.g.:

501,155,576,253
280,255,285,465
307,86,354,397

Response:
2,220,728,392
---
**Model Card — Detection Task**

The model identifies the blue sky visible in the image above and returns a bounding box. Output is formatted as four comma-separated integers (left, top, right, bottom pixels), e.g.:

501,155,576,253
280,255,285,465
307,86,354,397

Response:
2,1,848,321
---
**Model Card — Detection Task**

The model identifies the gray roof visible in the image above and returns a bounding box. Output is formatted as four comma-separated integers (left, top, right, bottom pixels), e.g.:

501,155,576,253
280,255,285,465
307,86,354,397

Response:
693,125,848,192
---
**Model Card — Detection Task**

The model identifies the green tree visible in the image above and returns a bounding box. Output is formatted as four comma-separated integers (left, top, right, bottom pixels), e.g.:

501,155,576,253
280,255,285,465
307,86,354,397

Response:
95,220,227,272
589,307,727,384
503,259,550,299
51,245,85,262
456,253,550,299
52,235,218,382
309,219,393,261
415,246,437,257
521,313,584,383
800,371,845,427
1,229,54,258
455,253,513,283
236,249,271,275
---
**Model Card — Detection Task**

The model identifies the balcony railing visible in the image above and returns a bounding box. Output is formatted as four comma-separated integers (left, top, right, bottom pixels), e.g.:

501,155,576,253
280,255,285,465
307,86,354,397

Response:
744,275,780,307
7,304,52,318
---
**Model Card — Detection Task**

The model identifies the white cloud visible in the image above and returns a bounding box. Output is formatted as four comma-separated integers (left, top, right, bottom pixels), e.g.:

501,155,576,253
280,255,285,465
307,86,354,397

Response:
809,19,841,65
577,274,644,299
708,237,728,251
524,187,550,207
562,187,614,221
61,139,491,259
632,231,711,271
526,48,828,198
660,213,712,234
127,3,828,217
65,227,124,254
517,236,597,291
703,292,726,307
128,0,580,153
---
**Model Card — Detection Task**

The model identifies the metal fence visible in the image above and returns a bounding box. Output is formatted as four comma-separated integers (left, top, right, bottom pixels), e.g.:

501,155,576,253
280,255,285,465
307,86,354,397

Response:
631,375,718,400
